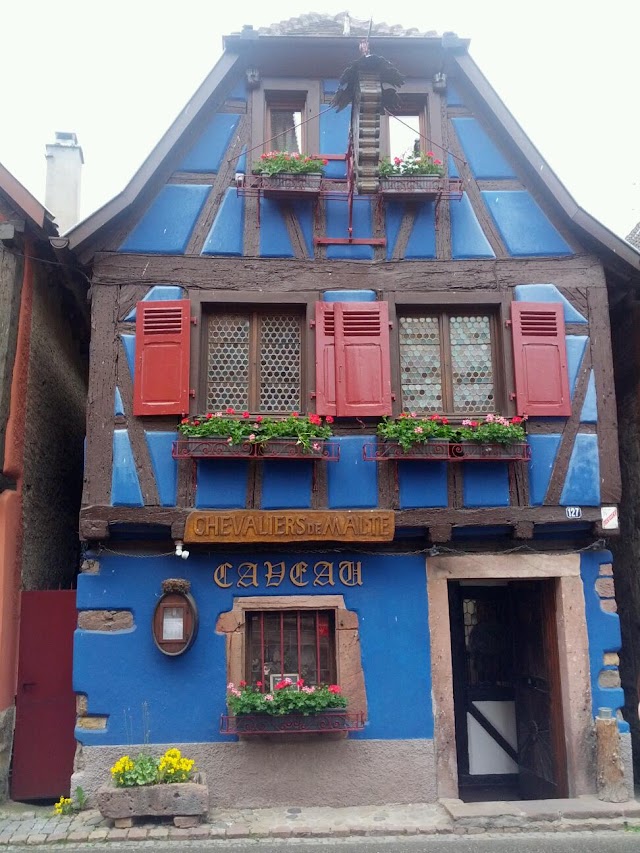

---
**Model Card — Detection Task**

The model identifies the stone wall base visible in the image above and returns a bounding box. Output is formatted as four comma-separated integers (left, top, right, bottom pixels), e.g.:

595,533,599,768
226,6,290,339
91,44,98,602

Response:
73,739,437,808
0,706,15,803
620,731,635,797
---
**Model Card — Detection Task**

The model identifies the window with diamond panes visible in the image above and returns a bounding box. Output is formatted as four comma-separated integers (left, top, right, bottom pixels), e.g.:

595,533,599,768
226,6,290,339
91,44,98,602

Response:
399,312,496,414
246,610,336,690
206,310,303,413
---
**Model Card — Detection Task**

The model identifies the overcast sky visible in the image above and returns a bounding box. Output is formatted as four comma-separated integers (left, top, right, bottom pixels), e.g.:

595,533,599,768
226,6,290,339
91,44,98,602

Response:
3,0,639,239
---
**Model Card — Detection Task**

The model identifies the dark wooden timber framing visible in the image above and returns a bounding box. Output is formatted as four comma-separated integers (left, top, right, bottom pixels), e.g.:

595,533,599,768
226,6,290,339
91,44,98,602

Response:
92,254,609,291
72,33,639,546
588,287,621,503
437,91,452,260
79,503,613,542
82,286,118,506
82,253,621,526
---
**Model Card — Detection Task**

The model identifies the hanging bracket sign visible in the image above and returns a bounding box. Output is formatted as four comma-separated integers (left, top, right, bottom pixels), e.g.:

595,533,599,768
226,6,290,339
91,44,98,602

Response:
184,510,395,544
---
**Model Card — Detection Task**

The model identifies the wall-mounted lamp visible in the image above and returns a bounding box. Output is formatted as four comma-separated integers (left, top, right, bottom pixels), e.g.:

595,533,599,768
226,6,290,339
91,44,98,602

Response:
152,578,198,656
174,540,190,560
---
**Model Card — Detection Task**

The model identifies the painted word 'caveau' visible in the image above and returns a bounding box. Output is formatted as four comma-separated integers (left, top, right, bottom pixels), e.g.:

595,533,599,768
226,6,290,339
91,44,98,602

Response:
213,560,363,589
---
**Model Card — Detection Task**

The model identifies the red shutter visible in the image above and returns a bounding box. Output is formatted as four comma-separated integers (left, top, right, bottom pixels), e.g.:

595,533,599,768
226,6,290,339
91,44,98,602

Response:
133,300,191,416
335,302,392,416
511,301,571,417
314,302,337,416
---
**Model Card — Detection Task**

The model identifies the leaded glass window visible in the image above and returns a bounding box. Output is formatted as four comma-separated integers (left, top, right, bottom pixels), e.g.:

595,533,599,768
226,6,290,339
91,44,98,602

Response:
206,310,302,413
399,311,496,414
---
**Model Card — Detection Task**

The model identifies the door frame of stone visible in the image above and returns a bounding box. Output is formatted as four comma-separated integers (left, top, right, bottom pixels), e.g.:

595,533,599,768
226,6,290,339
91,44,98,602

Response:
427,553,594,799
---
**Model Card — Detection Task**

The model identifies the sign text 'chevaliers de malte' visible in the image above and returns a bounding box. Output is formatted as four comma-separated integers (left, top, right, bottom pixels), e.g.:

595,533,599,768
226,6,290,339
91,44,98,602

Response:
184,510,395,544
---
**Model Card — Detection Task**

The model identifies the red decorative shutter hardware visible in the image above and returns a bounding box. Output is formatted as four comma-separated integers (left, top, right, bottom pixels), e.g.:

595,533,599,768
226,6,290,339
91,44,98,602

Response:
314,302,337,416
511,301,571,417
133,300,191,416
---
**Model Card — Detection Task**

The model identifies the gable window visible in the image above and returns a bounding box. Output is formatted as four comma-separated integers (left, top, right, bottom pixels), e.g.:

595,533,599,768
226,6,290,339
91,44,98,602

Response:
206,309,303,414
398,311,498,415
246,609,336,689
266,92,307,152
382,97,429,161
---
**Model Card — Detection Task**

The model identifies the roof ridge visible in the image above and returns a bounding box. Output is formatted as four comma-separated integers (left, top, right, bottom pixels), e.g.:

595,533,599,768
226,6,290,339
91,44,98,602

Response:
256,12,439,38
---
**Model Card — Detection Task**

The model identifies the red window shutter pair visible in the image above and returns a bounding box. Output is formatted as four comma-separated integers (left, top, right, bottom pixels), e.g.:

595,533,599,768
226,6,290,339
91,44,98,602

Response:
315,302,392,417
133,300,191,416
510,302,571,417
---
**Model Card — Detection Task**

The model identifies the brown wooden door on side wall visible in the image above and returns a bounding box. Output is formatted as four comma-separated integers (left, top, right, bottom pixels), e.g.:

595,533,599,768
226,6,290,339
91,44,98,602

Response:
512,580,568,799
11,590,77,800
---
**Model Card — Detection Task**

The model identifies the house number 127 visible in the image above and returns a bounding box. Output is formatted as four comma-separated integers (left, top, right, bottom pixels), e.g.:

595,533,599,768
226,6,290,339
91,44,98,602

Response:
565,507,582,519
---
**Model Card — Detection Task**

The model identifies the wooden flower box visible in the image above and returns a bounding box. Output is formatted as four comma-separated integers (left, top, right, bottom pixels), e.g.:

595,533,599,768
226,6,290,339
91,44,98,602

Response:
97,774,208,828
256,439,339,461
363,441,531,462
220,711,364,736
172,438,339,461
172,438,254,460
379,176,463,200
259,173,322,198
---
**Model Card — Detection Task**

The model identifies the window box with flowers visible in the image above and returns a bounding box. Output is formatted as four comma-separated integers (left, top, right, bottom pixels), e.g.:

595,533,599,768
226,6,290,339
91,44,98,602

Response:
97,748,208,828
173,410,339,461
248,151,329,197
363,413,530,461
378,151,449,198
220,678,364,736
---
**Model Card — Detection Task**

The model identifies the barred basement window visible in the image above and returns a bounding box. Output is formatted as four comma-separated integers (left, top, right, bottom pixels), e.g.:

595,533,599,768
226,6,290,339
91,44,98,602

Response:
206,309,303,414
246,610,337,690
398,311,498,415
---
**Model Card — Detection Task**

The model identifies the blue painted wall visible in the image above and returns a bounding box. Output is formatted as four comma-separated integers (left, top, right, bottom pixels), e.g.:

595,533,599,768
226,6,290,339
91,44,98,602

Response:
177,114,241,173
120,185,210,254
580,551,627,731
201,189,245,256
482,191,573,257
325,199,374,260
450,194,495,259
405,203,436,259
74,550,432,744
462,463,510,508
327,437,378,508
319,107,350,179
451,117,515,179
111,431,143,506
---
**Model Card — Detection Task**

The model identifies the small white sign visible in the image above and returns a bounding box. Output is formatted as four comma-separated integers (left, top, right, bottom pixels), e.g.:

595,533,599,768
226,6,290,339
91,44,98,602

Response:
601,507,619,530
565,507,582,519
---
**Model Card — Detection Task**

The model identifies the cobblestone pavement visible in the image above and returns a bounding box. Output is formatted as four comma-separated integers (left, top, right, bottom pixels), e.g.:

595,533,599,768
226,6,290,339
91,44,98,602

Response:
0,797,639,846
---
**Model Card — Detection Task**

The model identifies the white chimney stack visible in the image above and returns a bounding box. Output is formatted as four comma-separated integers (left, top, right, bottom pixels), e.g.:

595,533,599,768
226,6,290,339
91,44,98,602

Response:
44,132,84,234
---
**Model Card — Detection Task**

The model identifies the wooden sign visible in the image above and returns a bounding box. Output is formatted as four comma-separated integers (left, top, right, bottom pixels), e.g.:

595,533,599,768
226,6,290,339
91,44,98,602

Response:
184,510,394,544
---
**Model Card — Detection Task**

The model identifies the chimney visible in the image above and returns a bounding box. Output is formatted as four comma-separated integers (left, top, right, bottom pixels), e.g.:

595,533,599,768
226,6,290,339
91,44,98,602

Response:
44,132,84,234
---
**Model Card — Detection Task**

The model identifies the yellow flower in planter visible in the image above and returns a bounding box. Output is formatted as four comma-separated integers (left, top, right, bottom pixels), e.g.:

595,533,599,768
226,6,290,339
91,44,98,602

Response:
158,748,196,783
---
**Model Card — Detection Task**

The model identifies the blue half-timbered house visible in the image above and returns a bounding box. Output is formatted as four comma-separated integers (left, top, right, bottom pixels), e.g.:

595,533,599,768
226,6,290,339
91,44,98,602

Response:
68,14,640,806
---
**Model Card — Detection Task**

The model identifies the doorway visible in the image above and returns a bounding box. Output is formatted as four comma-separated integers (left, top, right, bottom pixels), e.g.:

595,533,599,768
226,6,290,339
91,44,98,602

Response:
11,590,77,800
449,579,568,802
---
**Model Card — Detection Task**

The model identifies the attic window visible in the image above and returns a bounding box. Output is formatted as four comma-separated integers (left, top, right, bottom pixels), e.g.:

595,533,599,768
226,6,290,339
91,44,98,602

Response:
382,97,429,160
267,93,307,153
389,114,421,161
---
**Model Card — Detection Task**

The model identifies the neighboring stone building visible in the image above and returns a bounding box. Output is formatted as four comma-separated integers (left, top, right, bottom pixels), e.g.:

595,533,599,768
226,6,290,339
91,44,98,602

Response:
0,163,87,799
67,13,640,806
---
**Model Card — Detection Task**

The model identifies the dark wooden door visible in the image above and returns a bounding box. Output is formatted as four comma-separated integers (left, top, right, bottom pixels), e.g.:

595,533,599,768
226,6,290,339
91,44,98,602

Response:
11,590,77,800
512,580,567,799
449,584,519,793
